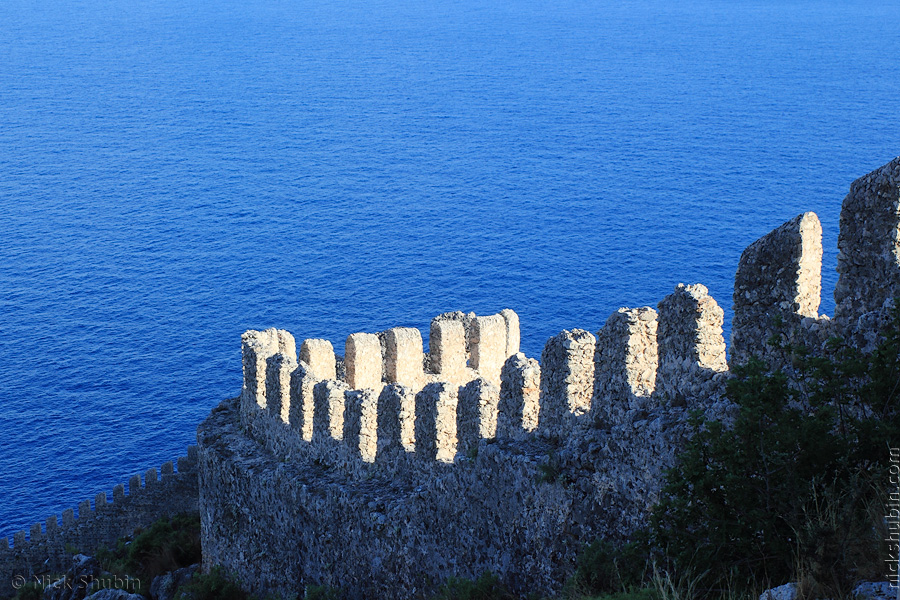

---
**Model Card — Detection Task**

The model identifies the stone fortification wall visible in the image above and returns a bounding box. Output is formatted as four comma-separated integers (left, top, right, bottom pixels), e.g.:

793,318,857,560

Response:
0,449,199,598
199,159,900,599
202,294,734,599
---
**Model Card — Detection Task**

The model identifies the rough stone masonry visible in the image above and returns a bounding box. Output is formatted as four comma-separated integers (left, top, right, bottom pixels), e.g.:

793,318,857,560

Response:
195,157,900,600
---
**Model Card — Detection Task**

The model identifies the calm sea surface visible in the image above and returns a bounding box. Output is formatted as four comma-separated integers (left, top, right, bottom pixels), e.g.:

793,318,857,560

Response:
0,0,898,538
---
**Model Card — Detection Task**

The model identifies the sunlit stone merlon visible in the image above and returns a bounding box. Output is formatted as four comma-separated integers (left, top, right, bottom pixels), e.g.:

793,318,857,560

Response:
470,314,507,385
313,379,349,442
457,378,499,452
384,327,424,388
266,352,297,424
657,283,727,374
429,318,467,382
499,308,521,356
241,328,296,408
344,388,378,462
593,307,658,423
375,384,416,458
290,362,316,441
415,382,458,463
300,338,337,381
731,212,823,366
345,332,383,390
540,328,596,425
499,352,541,438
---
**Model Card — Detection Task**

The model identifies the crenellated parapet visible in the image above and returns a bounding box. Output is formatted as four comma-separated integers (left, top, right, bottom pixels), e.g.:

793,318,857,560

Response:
238,310,524,471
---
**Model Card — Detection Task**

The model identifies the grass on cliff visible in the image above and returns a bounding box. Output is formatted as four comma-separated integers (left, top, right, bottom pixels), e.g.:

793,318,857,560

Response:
569,306,900,600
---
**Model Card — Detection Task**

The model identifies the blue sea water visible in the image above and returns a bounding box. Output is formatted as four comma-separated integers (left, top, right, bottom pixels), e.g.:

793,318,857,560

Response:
0,0,898,538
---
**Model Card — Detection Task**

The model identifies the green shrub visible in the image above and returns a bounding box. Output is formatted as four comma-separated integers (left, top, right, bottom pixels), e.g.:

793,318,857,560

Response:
304,585,342,600
95,512,201,590
14,583,43,600
568,537,649,597
649,306,900,596
176,566,247,600
431,572,515,600
127,513,202,579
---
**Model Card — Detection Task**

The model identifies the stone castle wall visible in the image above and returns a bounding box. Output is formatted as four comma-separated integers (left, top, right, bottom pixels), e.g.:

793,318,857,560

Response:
0,449,199,598
7,158,897,599
197,157,900,599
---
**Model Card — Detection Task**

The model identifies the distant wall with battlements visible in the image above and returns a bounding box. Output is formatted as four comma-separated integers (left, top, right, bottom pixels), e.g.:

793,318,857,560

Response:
0,449,199,598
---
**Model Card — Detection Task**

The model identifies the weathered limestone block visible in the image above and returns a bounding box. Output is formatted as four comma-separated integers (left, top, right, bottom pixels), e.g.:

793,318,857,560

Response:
499,309,521,356
290,362,316,441
113,484,125,502
731,212,823,368
241,328,296,409
266,352,297,424
1,538,8,551
540,329,596,429
593,307,658,426
415,382,458,463
375,384,416,460
78,500,92,520
313,380,349,442
129,475,142,496
384,327,425,389
30,523,42,542
145,467,158,489
834,157,900,349
429,318,467,382
46,516,59,536
345,333,383,390
457,378,500,453
13,531,25,548
499,353,541,438
344,389,379,463
470,315,508,385
300,339,337,381
161,461,174,476
656,284,728,406
62,509,76,528
95,492,107,510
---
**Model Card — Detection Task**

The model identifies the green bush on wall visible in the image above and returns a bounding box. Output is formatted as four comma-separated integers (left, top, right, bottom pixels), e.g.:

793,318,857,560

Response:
649,306,900,597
